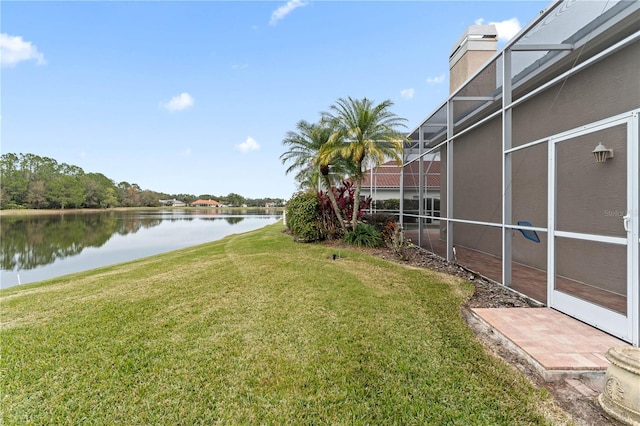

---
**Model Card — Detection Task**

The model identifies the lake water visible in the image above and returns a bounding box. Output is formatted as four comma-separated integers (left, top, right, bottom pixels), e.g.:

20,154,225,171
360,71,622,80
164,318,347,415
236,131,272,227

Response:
0,209,282,289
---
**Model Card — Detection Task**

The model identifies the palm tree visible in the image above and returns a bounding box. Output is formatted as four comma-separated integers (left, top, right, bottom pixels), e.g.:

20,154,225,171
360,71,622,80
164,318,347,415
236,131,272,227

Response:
280,119,348,233
321,97,407,228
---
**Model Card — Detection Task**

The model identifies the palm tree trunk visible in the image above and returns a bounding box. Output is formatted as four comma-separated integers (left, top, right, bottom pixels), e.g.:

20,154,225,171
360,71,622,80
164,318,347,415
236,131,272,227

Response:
351,161,364,228
322,175,347,234
351,181,362,228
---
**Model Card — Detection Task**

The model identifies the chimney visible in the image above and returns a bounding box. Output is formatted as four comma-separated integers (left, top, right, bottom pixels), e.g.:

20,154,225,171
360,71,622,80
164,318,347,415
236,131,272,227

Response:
449,25,497,94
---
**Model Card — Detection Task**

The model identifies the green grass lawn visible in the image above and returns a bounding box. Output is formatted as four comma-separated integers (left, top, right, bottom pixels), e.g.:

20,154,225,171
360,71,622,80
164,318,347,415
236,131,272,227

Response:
1,223,570,425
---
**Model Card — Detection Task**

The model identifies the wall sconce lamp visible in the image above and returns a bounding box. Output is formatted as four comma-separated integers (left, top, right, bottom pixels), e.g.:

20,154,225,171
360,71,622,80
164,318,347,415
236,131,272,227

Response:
592,143,614,163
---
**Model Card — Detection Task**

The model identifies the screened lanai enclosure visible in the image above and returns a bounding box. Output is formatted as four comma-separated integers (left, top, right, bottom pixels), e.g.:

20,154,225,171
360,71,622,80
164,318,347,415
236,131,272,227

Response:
400,0,639,345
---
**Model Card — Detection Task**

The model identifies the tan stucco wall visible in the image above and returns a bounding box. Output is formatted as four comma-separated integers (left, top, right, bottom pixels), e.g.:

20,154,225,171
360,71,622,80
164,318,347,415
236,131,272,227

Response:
512,41,640,146
451,118,502,223
556,125,627,238
450,50,496,94
556,238,627,296
511,142,548,270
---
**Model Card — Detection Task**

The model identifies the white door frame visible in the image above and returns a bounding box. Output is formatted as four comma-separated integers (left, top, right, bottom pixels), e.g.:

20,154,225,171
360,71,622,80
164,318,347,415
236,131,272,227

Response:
547,111,639,345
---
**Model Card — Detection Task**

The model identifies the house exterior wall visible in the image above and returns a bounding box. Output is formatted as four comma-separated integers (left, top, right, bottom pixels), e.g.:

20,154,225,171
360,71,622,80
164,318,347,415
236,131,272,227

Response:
437,41,638,261
450,118,503,257
361,187,439,203
512,41,640,147
359,188,397,202
555,125,627,238
405,0,639,344
450,50,497,95
512,44,636,292
511,142,548,270
555,124,628,297
449,25,498,94
452,117,502,224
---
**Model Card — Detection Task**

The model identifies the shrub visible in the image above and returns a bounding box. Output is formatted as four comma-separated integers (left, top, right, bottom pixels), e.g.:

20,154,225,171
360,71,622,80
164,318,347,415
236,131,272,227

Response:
382,199,400,211
385,221,410,260
362,213,397,230
317,190,343,239
318,181,372,239
285,192,325,242
343,223,383,248
362,213,398,244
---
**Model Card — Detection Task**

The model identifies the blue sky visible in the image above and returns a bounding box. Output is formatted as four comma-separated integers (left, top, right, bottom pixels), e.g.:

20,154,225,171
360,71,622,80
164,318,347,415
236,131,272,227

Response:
2,0,546,199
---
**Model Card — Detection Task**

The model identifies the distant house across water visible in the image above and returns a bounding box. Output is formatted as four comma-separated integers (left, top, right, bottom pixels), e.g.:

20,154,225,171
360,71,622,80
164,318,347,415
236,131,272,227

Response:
191,199,221,207
159,199,187,207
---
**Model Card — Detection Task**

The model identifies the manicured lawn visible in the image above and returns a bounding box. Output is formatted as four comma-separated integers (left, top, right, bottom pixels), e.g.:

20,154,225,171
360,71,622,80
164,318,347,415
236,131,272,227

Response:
1,223,568,424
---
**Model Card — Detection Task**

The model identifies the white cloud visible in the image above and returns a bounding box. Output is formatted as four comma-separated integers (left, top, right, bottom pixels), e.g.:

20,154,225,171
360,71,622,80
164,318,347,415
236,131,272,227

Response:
400,88,414,100
181,148,192,157
0,33,46,67
160,92,194,112
426,74,446,85
270,0,307,26
232,63,248,70
236,136,260,153
475,18,522,42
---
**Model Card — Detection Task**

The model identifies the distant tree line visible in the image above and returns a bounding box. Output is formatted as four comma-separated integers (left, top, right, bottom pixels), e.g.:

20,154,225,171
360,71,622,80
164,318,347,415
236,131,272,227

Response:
0,153,285,210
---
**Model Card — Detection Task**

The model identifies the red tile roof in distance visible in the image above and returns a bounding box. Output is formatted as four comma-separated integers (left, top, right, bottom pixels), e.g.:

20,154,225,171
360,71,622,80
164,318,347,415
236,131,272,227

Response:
361,161,440,189
192,199,220,206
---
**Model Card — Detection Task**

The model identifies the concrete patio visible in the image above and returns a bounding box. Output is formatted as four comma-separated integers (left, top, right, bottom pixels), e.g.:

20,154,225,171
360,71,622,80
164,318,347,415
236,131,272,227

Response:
468,307,630,384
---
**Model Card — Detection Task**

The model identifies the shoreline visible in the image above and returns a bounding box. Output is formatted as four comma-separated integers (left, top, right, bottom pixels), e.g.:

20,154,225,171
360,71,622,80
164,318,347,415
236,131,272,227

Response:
0,207,133,216
1,211,283,289
0,206,284,217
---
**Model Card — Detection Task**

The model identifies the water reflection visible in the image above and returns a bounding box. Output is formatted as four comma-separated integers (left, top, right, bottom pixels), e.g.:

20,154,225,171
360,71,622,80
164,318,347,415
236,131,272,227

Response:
0,209,280,288
1,212,147,271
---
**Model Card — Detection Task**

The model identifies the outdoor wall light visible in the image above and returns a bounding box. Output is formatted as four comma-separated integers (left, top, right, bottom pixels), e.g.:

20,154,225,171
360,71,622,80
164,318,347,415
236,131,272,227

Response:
592,142,614,163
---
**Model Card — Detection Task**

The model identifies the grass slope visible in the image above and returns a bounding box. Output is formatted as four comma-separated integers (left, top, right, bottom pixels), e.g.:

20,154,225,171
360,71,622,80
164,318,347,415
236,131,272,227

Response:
1,223,569,425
